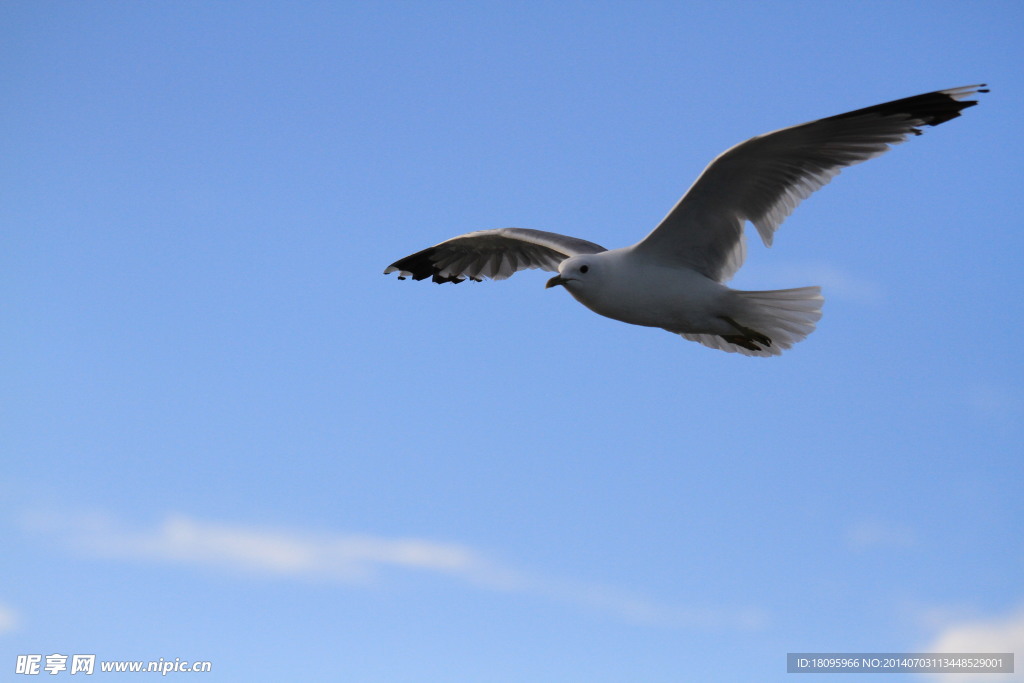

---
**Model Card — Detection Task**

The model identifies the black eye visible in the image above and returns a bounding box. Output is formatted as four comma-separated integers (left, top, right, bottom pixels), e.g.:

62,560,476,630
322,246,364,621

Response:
579,265,589,274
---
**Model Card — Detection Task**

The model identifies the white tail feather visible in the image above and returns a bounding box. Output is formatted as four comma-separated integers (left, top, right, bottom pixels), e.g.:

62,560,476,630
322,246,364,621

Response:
680,286,824,357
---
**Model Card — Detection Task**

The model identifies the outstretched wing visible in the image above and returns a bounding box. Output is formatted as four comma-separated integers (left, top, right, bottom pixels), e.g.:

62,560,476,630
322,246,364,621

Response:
633,84,988,282
384,227,607,284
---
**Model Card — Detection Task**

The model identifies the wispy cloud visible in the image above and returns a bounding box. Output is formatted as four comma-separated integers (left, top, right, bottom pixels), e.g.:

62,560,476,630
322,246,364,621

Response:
965,381,1023,422
0,603,18,635
24,511,524,588
22,511,763,630
919,606,1024,682
845,518,916,552
736,261,884,303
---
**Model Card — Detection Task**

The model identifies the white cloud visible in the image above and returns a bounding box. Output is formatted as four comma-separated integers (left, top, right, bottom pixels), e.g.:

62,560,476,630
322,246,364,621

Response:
920,607,1024,682
735,261,884,303
965,382,1023,421
23,511,762,630
846,518,916,551
0,603,18,635
26,511,522,588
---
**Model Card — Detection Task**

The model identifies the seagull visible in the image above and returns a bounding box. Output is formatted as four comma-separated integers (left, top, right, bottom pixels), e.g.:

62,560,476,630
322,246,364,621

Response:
385,85,987,356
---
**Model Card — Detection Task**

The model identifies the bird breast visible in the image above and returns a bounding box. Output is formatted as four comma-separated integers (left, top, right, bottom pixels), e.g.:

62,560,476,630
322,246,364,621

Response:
564,251,730,331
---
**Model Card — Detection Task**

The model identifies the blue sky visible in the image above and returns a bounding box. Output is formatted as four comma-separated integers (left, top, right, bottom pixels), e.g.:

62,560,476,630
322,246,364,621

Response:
2,1,1022,680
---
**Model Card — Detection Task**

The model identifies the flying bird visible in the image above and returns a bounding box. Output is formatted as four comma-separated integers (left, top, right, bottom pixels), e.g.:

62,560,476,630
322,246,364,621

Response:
385,85,987,356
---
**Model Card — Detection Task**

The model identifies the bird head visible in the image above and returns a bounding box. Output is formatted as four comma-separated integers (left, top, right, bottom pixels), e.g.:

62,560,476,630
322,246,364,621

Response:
545,257,595,291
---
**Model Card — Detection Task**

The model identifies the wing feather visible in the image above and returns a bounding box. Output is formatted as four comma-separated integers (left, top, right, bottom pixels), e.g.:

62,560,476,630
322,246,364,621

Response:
384,227,607,284
633,84,987,282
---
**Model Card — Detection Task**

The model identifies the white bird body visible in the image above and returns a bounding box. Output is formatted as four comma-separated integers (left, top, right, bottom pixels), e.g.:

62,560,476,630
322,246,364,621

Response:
554,248,732,332
551,247,823,352
385,85,986,356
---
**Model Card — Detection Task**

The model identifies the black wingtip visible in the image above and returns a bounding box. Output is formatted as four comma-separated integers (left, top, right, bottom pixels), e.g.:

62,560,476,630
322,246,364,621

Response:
385,247,469,284
827,84,988,129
